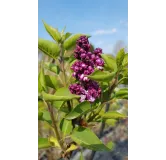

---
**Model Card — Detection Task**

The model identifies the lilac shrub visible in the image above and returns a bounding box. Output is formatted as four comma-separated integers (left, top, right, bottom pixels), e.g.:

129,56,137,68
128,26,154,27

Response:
38,21,128,160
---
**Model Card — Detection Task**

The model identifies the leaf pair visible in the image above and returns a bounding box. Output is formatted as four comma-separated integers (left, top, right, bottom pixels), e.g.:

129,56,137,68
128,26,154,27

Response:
39,21,91,60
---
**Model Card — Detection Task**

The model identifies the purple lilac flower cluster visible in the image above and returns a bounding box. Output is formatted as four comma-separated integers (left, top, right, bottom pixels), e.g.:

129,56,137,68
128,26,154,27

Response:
69,36,104,102
74,36,104,70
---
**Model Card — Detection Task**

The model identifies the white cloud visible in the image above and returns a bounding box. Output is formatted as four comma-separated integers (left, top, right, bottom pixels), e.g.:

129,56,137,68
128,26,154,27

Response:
120,20,128,27
91,28,117,36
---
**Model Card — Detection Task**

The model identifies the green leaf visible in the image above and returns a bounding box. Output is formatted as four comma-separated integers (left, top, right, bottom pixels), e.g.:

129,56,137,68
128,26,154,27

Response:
115,88,128,99
38,38,60,59
52,101,64,110
45,75,59,89
71,126,113,151
88,70,115,82
38,137,51,149
105,119,117,126
38,100,46,111
101,54,117,72
42,87,80,101
49,136,60,148
64,34,90,50
60,118,73,136
39,111,52,124
66,144,78,153
64,32,72,40
122,53,128,67
43,20,61,42
38,67,47,93
118,68,128,85
101,111,126,119
65,101,91,120
44,62,60,74
116,48,125,68
106,141,114,150
61,26,66,35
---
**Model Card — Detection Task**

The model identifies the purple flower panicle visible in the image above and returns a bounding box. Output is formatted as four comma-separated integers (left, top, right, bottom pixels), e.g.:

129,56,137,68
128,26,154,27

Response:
69,80,101,102
69,36,104,102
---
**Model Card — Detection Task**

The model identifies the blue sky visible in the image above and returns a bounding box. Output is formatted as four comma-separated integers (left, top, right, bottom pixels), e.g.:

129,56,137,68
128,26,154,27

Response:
38,0,128,53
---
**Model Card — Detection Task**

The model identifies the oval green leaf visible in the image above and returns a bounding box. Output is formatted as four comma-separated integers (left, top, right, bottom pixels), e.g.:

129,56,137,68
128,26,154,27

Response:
42,111,52,124
42,87,80,101
38,137,51,149
101,111,127,119
44,62,60,74
65,101,91,120
105,119,117,126
60,118,73,136
116,48,125,68
52,101,65,110
38,38,60,59
88,70,115,82
62,32,72,41
38,67,47,93
43,20,61,43
71,126,113,151
122,53,128,67
45,75,59,89
101,54,117,72
115,88,128,99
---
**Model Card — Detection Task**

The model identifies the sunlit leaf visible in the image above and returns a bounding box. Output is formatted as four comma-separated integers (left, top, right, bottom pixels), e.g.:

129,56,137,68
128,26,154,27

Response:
38,67,47,93
116,48,125,68
66,144,78,153
65,101,91,120
42,87,80,101
38,137,51,149
71,126,113,151
39,111,52,124
101,54,117,72
60,118,73,136
43,20,61,43
38,38,60,59
88,70,115,82
49,136,60,148
122,53,128,67
52,101,64,110
44,62,60,74
115,88,128,99
45,75,59,89
101,111,126,119
105,119,117,126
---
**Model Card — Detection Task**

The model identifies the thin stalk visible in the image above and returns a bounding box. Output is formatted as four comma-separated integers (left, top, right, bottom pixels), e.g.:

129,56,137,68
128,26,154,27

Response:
46,101,66,151
59,43,67,87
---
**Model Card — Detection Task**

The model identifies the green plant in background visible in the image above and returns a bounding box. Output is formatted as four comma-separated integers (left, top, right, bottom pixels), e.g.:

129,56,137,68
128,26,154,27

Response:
38,20,128,160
